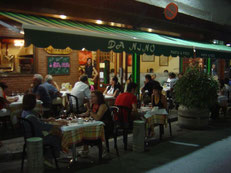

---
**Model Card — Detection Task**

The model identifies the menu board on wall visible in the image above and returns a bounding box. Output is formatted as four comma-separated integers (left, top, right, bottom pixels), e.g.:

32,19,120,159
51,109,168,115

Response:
47,56,70,75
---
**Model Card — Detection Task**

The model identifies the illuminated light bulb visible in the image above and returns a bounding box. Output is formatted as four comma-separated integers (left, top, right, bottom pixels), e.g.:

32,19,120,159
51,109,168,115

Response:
110,22,115,26
60,15,67,19
147,28,153,32
96,20,103,24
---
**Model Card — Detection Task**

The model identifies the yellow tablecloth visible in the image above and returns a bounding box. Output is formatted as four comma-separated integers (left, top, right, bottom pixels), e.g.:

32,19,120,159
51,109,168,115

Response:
61,124,105,152
145,114,167,136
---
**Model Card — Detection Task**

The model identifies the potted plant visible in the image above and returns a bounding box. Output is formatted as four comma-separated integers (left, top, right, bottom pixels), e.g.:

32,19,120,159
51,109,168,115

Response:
174,68,218,129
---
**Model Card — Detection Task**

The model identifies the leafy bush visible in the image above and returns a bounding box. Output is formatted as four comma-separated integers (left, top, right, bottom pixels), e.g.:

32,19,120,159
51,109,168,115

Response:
174,68,218,109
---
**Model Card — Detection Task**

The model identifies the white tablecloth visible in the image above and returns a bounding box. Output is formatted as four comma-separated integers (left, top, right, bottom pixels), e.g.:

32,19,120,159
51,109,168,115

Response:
144,109,168,118
60,91,71,97
8,96,43,124
61,121,104,132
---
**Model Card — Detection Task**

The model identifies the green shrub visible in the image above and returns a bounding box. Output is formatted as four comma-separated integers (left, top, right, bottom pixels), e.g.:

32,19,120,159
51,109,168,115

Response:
174,68,218,109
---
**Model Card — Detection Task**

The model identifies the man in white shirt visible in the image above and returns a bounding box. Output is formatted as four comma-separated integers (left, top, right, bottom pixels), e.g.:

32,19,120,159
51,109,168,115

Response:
71,75,91,113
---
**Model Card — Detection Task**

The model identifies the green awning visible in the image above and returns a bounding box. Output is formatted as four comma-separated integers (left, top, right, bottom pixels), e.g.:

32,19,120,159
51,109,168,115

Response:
163,36,231,59
0,11,231,58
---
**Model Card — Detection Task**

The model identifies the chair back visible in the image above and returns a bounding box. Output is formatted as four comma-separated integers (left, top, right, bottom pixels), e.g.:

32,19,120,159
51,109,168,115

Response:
66,94,79,114
113,106,132,129
109,106,119,121
19,117,35,142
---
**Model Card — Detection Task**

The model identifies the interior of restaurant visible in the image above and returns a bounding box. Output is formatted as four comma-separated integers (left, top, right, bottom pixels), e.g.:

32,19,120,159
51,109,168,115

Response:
78,50,180,91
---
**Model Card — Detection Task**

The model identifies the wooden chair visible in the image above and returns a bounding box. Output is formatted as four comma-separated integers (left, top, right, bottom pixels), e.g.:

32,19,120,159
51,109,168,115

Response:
19,117,59,172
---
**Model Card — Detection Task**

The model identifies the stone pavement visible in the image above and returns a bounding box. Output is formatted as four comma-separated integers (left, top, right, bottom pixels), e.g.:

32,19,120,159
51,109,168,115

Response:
1,113,231,173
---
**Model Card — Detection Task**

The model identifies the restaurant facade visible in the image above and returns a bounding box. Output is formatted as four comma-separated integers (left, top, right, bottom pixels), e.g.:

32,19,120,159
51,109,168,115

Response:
0,11,231,94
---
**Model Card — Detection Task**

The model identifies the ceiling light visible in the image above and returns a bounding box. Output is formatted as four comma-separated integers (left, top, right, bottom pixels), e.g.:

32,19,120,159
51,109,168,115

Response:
110,22,115,26
20,30,24,35
59,15,67,19
14,40,24,47
96,20,103,24
147,28,153,32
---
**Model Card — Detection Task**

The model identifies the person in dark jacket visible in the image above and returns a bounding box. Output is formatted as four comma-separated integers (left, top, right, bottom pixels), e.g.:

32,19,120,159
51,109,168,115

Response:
21,94,62,158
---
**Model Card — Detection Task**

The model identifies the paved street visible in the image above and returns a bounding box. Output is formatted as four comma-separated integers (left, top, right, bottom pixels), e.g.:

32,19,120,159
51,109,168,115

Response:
1,116,231,173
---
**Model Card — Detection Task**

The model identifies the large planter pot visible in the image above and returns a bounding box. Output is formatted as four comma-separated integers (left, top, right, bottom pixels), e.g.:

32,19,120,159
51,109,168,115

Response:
178,105,210,129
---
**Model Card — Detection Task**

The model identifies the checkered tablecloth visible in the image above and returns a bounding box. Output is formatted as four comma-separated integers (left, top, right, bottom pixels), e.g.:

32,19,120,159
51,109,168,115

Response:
138,108,168,137
145,114,167,137
60,121,105,152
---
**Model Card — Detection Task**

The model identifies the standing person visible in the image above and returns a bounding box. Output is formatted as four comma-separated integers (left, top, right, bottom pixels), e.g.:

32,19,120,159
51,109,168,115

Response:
103,76,121,97
211,64,217,76
31,74,51,110
71,75,91,113
85,58,98,90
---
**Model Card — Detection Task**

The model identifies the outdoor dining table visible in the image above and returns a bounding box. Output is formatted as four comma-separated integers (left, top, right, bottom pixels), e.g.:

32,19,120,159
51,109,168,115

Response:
53,119,105,161
138,106,168,136
9,95,43,124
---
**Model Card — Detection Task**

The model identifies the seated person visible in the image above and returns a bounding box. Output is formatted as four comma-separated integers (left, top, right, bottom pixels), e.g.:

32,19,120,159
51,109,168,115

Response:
168,72,177,89
151,85,167,109
44,75,60,100
0,82,18,110
115,82,138,121
142,74,160,97
71,75,91,113
103,76,121,97
21,94,62,158
124,74,132,92
79,90,112,157
32,74,51,109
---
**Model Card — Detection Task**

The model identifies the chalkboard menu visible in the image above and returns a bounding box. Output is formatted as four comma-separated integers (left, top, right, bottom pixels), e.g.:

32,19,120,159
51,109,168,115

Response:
47,56,70,75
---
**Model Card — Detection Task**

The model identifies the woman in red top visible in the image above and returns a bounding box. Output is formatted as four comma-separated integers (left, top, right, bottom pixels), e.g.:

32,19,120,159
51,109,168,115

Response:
79,90,112,157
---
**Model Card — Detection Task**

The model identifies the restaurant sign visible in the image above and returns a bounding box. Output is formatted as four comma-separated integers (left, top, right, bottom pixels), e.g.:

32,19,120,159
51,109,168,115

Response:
107,40,155,54
106,39,193,57
45,46,72,55
196,49,225,59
